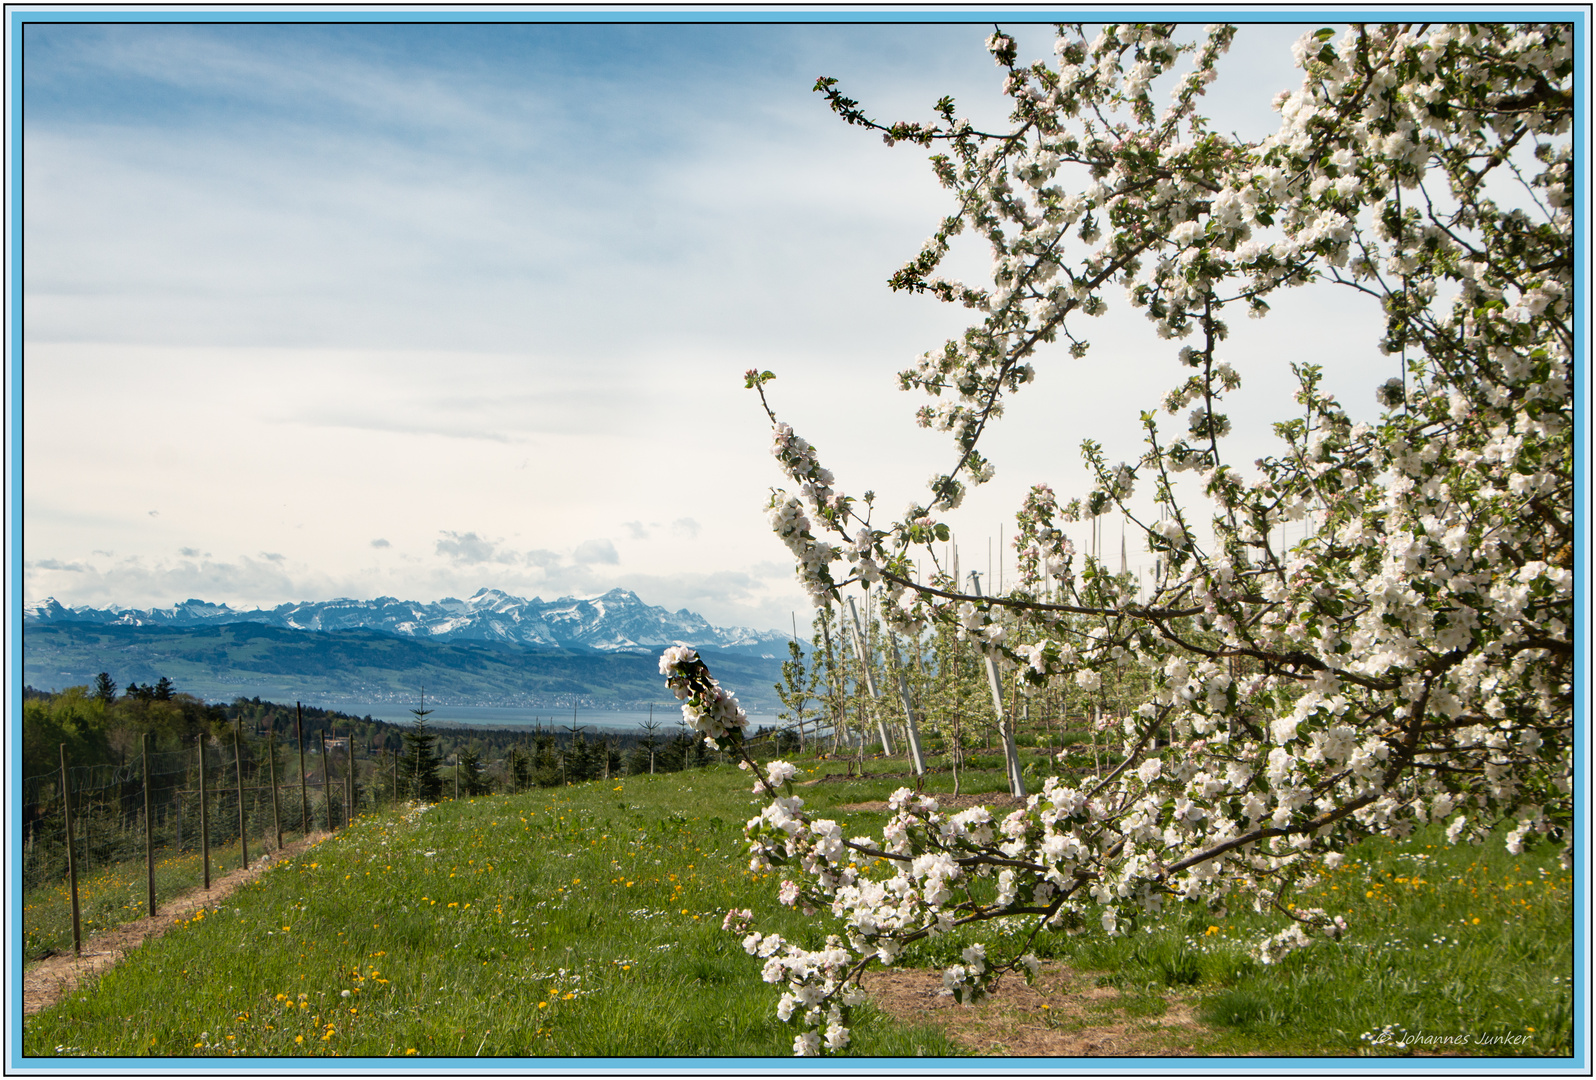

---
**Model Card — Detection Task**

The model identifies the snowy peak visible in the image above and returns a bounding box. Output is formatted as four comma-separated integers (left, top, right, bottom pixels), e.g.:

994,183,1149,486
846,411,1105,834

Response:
24,590,788,656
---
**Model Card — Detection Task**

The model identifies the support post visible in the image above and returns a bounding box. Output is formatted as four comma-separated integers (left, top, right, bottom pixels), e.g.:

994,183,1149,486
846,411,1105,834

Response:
970,572,1026,797
268,728,282,851
817,611,843,755
887,635,927,776
142,734,155,917
234,721,249,870
296,704,309,835
845,595,895,756
198,735,211,890
60,745,82,957
320,731,332,830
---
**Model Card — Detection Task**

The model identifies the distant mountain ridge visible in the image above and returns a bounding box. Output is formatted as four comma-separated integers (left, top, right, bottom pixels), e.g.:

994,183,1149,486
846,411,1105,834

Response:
24,587,791,657
21,621,787,712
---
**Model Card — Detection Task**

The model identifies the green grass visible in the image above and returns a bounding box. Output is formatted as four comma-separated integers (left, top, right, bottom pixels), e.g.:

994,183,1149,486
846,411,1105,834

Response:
24,833,313,962
21,755,1575,1059
886,812,1574,1057
22,762,954,1058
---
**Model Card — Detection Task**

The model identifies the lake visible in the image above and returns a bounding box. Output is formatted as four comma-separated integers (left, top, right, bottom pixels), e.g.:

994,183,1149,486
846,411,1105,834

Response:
344,702,784,734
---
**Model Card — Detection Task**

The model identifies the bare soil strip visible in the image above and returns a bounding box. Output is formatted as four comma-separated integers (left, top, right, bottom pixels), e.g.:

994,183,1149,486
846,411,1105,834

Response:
832,794,1216,1054
23,833,327,1017
863,961,1219,1056
837,794,1028,813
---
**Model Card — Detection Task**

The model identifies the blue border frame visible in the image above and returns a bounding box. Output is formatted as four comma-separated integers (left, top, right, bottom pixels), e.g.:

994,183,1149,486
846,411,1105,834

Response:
4,5,1589,1076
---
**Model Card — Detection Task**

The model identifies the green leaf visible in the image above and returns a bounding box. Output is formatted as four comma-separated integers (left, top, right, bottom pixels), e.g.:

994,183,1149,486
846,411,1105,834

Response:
1314,27,1335,42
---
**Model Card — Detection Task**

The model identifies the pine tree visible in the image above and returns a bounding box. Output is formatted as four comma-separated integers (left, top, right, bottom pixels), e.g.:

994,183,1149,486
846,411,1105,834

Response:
530,727,561,787
400,691,444,802
459,745,491,796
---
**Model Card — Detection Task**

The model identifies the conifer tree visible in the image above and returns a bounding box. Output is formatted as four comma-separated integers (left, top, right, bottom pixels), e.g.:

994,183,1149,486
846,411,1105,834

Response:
92,672,117,705
400,691,444,802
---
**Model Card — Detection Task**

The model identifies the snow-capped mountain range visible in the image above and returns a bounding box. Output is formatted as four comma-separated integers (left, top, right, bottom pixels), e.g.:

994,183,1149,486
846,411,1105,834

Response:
24,588,792,657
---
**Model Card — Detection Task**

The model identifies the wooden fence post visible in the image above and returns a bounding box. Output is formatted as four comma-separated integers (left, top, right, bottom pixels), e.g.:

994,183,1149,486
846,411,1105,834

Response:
142,734,155,917
198,735,211,890
320,731,332,830
175,754,185,856
59,744,82,957
296,703,309,836
268,728,282,851
234,721,249,871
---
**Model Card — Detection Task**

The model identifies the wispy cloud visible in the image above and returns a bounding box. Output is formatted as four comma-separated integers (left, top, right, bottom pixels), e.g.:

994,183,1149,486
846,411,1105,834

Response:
435,530,521,566
22,22,1331,642
573,538,618,565
27,558,93,572
25,553,310,610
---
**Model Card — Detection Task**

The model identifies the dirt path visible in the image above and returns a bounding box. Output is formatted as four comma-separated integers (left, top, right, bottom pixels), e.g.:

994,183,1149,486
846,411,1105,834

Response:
863,960,1220,1056
23,833,328,1017
834,794,1220,1054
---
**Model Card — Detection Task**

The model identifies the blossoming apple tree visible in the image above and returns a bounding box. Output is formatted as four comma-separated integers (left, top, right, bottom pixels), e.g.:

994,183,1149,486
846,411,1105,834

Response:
667,22,1576,1055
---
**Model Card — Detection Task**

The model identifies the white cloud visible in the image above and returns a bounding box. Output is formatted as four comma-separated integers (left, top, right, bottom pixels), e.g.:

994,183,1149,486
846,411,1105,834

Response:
22,23,1384,637
435,531,520,566
573,539,619,565
26,558,92,573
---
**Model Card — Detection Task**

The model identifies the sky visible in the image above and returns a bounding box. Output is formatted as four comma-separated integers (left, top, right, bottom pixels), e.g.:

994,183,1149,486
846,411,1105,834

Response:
20,15,1396,635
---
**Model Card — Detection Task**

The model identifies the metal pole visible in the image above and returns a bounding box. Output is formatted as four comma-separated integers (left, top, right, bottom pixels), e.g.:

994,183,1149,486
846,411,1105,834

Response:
845,595,895,755
970,572,1026,797
818,610,843,754
234,721,249,871
888,636,927,776
142,734,155,917
59,745,82,957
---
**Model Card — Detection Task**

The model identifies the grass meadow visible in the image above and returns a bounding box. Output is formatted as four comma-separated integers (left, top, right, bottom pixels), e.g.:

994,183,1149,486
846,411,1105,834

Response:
24,833,315,965
21,755,1575,1059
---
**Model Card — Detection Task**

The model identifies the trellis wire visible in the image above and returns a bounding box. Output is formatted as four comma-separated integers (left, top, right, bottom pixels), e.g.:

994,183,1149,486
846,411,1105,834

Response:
22,729,376,954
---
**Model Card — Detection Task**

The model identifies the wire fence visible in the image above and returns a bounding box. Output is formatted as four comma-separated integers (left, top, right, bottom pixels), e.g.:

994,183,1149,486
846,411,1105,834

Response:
22,724,391,958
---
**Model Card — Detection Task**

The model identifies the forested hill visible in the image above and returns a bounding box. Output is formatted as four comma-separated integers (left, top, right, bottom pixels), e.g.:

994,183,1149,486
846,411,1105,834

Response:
22,621,784,712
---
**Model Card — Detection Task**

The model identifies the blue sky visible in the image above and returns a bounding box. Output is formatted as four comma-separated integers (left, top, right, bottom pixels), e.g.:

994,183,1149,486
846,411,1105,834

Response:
21,16,1390,633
